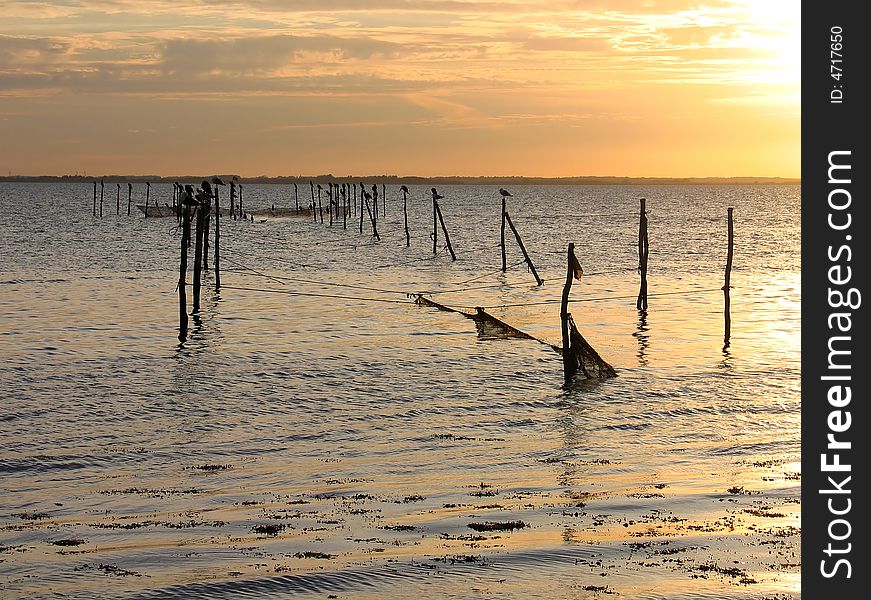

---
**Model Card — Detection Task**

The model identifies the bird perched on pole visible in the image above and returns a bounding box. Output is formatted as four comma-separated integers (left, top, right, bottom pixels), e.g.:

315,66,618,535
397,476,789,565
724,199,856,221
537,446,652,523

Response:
400,185,409,194
181,185,200,207
431,188,444,200
211,176,226,186
499,188,512,198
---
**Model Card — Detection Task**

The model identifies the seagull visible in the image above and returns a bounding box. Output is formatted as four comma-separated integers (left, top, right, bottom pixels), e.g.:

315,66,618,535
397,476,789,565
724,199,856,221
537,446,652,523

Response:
499,188,512,197
200,180,213,197
400,185,409,194
431,188,444,200
181,185,200,207
211,176,226,186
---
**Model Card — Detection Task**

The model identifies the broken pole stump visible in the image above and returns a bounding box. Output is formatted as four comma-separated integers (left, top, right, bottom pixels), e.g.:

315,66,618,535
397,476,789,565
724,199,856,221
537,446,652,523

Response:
723,207,734,347
505,212,543,285
636,198,649,311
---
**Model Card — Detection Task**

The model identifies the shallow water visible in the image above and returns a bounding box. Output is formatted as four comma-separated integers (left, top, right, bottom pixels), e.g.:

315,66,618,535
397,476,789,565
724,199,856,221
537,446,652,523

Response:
0,182,799,598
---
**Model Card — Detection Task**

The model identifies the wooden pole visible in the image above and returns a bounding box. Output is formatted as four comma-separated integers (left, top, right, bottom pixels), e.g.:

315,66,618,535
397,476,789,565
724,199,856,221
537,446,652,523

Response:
371,185,378,229
99,180,104,217
382,183,386,217
561,243,576,383
500,196,507,272
328,183,334,226
434,200,456,261
504,212,543,285
317,185,323,223
343,184,347,230
432,196,438,254
178,200,192,343
127,183,132,216
294,182,299,213
116,183,120,215
723,207,734,346
92,181,97,216
202,191,211,271
353,183,357,217
363,192,380,240
359,182,365,234
192,196,205,314
238,184,244,219
230,181,236,220
636,198,649,311
214,185,222,290
144,182,150,218
403,188,410,247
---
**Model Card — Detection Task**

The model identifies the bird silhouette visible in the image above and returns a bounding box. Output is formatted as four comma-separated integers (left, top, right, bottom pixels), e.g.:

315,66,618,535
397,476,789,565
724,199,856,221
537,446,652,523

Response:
499,188,512,197
181,185,200,206
200,180,213,197
400,185,409,194
431,188,444,200
211,176,226,186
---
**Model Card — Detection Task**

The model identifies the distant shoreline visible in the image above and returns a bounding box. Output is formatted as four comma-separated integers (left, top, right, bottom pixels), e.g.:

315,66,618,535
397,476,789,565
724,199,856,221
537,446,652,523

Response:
0,175,799,185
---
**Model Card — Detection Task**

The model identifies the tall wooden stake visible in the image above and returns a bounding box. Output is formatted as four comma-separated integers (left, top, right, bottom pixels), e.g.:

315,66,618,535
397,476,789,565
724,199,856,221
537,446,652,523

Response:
636,198,649,311
382,183,386,217
214,185,222,290
238,184,244,219
504,212,543,285
353,183,357,217
294,182,299,213
371,185,378,229
434,200,456,261
432,196,438,254
343,185,347,230
178,202,192,343
403,187,410,247
500,196,507,272
127,183,132,216
328,184,334,226
723,207,734,347
92,181,97,216
145,182,150,218
202,192,211,272
363,193,380,240
99,180,104,217
561,243,576,383
116,183,120,215
359,182,365,233
317,185,323,223
230,181,237,220
192,197,205,314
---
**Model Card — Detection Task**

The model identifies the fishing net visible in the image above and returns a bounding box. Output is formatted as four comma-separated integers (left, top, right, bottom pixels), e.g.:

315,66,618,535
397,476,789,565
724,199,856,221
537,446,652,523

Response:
564,314,617,379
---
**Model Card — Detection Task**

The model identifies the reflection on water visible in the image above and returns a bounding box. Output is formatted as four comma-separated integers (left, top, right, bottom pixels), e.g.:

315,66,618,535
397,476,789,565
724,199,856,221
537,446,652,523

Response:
0,183,799,599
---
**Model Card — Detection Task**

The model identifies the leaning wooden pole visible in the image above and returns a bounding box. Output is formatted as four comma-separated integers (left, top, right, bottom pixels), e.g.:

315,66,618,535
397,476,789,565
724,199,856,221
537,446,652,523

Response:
504,212,543,285
363,192,380,240
561,243,575,382
434,200,456,261
500,196,507,272
723,207,734,346
192,196,205,314
636,198,649,310
178,201,192,343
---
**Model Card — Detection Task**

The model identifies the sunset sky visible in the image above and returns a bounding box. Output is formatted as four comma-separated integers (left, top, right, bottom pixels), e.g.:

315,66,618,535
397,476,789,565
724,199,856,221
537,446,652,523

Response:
0,1,799,178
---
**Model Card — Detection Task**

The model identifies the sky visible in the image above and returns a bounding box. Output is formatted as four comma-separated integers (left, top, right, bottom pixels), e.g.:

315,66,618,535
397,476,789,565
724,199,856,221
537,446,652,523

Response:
0,1,799,178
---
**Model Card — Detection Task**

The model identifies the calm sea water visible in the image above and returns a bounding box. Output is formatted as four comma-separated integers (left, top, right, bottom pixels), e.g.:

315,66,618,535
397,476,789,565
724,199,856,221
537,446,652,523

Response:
0,183,800,599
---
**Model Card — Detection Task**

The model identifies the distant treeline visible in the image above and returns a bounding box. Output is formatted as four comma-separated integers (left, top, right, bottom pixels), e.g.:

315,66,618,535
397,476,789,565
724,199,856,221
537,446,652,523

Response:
0,174,799,185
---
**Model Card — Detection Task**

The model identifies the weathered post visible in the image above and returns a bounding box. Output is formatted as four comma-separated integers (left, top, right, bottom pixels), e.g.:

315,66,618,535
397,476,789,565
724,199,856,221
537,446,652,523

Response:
342,184,347,230
723,207,734,347
202,187,211,272
317,184,324,223
504,212,543,285
561,243,576,383
401,185,410,247
500,191,508,271
116,183,120,215
230,181,237,220
178,191,192,343
434,200,456,261
363,191,380,240
382,183,386,217
294,182,299,213
99,180,104,217
192,188,206,314
92,181,97,216
353,183,358,217
359,182,365,233
213,179,224,290
371,184,378,229
636,198,649,311
431,188,440,254
127,183,133,216
328,183,334,226
144,182,150,218
238,184,244,219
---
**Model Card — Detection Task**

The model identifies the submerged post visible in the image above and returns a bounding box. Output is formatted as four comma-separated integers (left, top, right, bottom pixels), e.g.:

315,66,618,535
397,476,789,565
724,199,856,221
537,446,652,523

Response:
127,183,132,216
178,193,192,343
504,212,543,285
401,185,410,247
343,184,347,230
371,184,378,229
202,189,211,272
723,207,734,347
636,198,649,311
560,243,577,384
434,200,456,261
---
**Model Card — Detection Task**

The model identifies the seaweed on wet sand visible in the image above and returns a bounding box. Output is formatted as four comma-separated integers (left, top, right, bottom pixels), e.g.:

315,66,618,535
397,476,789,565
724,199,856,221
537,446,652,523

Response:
252,523,285,535
468,520,527,532
74,563,144,577
51,538,86,546
293,551,336,559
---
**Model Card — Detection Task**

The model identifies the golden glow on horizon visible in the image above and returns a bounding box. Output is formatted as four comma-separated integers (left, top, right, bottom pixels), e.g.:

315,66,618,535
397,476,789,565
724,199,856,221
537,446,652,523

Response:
0,1,799,178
